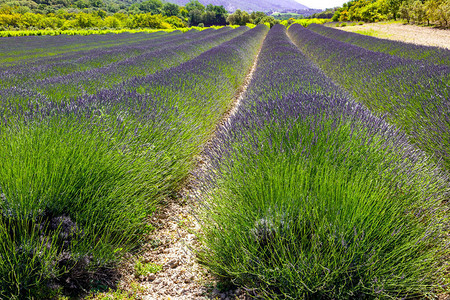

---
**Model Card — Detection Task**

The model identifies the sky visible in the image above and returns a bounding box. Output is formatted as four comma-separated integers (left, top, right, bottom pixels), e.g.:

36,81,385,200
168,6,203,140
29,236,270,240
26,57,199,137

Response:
297,0,347,9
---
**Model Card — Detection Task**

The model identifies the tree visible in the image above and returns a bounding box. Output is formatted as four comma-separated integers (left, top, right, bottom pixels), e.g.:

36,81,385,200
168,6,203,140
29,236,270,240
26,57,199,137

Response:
259,15,279,27
104,15,121,27
425,0,439,24
127,13,171,28
399,0,412,23
106,3,120,13
436,0,450,26
185,0,204,12
39,15,62,28
203,10,216,26
95,9,106,18
179,7,188,18
20,12,40,27
387,0,402,19
332,9,342,21
162,2,179,17
89,0,102,8
0,5,13,14
226,9,250,25
250,11,266,24
411,0,426,24
206,4,226,25
165,15,186,27
14,6,31,14
138,0,162,14
188,8,202,26
75,0,89,9
358,1,386,22
76,12,96,27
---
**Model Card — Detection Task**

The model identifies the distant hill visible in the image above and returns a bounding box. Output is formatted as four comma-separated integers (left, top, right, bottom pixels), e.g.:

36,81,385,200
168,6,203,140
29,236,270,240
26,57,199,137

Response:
168,0,309,12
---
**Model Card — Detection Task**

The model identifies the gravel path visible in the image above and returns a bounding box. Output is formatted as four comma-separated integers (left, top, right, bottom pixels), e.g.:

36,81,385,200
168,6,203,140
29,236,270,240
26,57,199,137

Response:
335,22,450,49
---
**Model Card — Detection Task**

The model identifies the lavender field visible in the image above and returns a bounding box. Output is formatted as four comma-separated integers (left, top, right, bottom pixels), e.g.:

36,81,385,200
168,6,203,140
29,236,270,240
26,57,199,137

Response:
0,24,449,299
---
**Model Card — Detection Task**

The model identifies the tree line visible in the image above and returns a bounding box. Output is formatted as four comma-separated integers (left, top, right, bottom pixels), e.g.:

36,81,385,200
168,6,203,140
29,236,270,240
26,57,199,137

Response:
0,0,283,30
333,0,450,27
0,5,186,29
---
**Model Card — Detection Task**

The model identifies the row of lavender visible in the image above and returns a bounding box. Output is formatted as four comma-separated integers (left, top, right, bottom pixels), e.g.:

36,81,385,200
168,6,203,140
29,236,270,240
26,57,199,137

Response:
0,28,243,126
0,27,243,104
288,24,450,171
0,30,165,66
308,24,450,66
0,30,183,88
197,25,449,299
0,25,268,298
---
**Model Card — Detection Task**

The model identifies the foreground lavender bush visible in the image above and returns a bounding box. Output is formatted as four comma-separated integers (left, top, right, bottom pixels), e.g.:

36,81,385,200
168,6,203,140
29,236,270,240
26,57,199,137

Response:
197,25,449,299
0,25,268,298
308,24,450,66
288,24,450,170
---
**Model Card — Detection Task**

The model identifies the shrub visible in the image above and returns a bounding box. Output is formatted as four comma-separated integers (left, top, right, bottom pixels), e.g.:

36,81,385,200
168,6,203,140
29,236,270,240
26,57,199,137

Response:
197,24,449,299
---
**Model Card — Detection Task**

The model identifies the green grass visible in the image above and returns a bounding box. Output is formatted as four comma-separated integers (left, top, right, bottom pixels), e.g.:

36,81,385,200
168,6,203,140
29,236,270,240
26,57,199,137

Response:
134,261,162,277
285,18,331,28
86,281,146,299
346,28,392,38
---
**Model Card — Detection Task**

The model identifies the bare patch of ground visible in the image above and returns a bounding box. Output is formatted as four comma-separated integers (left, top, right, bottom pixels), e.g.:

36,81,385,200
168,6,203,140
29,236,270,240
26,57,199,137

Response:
335,22,450,49
87,46,262,300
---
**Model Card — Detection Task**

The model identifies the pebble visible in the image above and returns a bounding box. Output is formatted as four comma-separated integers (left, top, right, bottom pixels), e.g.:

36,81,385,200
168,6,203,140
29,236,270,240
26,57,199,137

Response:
168,259,179,268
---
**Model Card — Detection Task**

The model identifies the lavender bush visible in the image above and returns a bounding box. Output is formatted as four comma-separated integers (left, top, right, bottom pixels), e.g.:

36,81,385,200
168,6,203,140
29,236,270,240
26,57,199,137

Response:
0,25,268,298
0,30,182,88
0,31,166,66
289,24,450,170
308,23,450,66
1,27,241,103
197,25,449,299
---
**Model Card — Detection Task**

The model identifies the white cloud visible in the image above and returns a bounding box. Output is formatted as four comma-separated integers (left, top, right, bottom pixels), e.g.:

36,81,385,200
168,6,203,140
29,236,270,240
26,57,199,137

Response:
297,0,347,10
